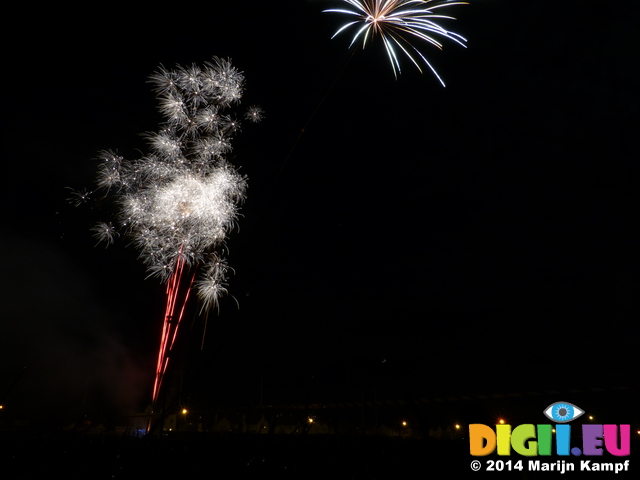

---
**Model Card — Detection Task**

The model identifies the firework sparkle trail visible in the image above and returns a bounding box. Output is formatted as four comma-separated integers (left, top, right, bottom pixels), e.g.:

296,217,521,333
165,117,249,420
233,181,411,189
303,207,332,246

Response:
81,57,260,408
324,0,468,84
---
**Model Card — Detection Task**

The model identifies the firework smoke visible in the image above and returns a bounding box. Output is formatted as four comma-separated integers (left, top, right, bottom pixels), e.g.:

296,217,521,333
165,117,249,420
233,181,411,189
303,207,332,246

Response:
81,57,260,406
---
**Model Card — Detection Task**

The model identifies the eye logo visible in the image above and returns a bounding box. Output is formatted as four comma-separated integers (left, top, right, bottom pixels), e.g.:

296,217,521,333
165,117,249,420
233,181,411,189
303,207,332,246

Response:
543,401,584,423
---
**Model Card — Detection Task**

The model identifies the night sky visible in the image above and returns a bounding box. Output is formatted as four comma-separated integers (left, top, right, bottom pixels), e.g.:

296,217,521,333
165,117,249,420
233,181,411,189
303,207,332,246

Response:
2,0,639,426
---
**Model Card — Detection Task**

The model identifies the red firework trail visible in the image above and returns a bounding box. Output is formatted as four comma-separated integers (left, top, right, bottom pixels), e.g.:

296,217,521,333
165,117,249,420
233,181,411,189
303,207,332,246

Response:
151,251,196,406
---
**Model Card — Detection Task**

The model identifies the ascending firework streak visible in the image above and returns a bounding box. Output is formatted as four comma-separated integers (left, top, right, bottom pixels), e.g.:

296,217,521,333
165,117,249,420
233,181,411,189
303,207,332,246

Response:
82,57,262,408
324,0,468,85
151,245,195,404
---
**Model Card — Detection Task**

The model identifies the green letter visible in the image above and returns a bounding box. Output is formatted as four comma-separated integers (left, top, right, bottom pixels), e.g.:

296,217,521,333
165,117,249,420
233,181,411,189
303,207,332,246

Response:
511,424,537,456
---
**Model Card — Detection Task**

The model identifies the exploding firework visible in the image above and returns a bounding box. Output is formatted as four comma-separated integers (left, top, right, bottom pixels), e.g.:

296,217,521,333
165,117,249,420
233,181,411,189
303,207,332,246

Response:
80,57,261,407
324,0,468,85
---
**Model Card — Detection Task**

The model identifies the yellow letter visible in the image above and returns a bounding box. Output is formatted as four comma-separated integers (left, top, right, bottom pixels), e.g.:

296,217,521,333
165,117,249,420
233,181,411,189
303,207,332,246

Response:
497,424,512,455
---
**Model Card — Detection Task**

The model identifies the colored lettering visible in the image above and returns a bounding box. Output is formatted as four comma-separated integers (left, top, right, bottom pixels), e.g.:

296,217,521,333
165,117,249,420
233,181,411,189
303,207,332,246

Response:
469,424,496,456
511,424,537,456
537,424,552,455
496,424,511,455
603,425,630,456
469,423,630,457
582,424,603,456
555,424,571,455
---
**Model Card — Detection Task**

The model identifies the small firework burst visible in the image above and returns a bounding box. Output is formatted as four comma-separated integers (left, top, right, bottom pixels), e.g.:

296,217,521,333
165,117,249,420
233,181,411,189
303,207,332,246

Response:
324,0,468,85
66,187,92,207
91,221,118,247
245,105,265,123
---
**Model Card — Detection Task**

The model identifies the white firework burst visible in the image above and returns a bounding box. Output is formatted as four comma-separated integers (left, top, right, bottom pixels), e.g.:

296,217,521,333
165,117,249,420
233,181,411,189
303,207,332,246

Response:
83,56,262,312
195,255,232,313
91,221,118,247
75,57,264,407
245,105,265,123
66,187,92,207
324,0,468,85
144,131,183,159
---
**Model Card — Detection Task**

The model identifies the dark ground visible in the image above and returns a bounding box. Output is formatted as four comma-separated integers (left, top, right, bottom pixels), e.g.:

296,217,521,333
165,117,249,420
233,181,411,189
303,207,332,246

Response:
0,434,636,479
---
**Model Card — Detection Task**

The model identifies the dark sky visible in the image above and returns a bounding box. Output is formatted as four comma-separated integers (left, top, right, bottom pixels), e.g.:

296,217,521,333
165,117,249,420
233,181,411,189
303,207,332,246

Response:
2,0,639,424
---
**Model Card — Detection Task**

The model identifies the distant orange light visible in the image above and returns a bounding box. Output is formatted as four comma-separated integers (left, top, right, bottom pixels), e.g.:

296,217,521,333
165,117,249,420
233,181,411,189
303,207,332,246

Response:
455,424,460,429
182,409,187,415
498,419,505,424
402,421,407,427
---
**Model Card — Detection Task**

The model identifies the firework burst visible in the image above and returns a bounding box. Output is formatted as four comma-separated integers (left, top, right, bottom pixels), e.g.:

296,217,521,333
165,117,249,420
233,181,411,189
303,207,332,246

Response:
79,57,261,408
324,0,468,85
